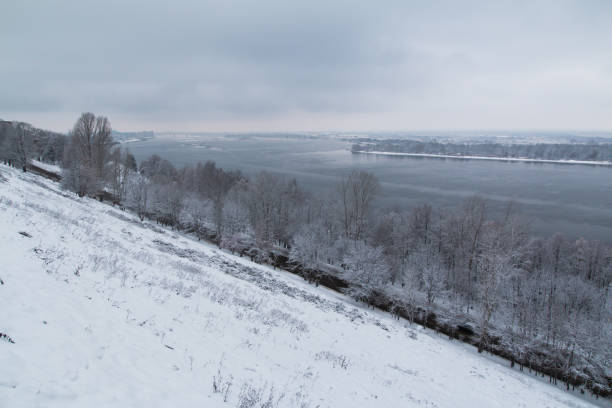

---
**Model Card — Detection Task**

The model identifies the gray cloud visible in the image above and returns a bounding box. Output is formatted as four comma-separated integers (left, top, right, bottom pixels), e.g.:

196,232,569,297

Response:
1,0,611,131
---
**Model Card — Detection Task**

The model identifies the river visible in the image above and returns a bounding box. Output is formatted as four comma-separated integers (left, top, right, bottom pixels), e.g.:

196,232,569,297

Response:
125,133,612,242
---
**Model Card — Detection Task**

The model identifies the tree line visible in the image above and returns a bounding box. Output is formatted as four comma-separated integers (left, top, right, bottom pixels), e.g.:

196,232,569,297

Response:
0,120,66,170
352,138,612,162
2,113,610,397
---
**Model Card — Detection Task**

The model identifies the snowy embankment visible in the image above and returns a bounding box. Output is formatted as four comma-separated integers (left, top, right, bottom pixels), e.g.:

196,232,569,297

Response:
0,164,605,407
354,150,612,166
29,160,61,174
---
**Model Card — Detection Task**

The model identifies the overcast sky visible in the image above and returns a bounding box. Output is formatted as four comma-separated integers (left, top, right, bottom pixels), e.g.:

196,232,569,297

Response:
1,0,611,132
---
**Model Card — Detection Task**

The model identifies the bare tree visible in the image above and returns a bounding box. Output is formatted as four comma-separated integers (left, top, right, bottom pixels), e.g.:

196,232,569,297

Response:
61,137,97,196
195,161,242,242
476,248,506,352
92,116,113,178
343,241,389,292
14,123,32,171
183,193,212,239
0,122,33,170
337,170,379,242
126,172,151,220
289,221,337,272
108,147,137,203
62,113,116,195
458,196,487,312
109,147,123,201
149,182,184,228
245,172,305,249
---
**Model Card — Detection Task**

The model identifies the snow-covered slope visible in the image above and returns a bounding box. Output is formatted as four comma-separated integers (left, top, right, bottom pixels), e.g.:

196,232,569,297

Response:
29,160,61,174
0,165,605,408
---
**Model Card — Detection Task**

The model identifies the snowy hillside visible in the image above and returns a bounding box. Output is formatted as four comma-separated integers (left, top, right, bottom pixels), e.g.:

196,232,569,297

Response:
0,164,605,408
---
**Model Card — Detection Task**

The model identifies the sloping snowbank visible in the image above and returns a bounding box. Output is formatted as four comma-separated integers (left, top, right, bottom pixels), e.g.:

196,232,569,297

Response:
0,164,605,407
30,159,61,174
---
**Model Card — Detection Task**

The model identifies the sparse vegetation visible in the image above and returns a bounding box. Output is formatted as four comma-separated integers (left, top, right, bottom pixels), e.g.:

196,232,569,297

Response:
314,351,350,370
1,114,610,398
212,363,233,402
236,383,285,408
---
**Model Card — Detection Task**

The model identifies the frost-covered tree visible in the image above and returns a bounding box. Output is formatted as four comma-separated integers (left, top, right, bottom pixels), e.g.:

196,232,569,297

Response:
476,249,507,352
149,182,184,227
126,172,151,220
183,193,212,240
343,241,389,294
0,122,33,170
245,172,305,249
139,154,177,184
194,161,242,242
108,147,136,203
289,221,337,272
61,139,98,196
337,170,379,242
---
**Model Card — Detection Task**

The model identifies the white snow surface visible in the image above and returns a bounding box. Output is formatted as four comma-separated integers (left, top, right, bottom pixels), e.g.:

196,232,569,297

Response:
0,164,605,408
30,160,61,174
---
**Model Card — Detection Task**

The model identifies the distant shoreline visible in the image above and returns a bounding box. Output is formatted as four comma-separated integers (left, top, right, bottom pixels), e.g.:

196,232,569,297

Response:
353,150,612,166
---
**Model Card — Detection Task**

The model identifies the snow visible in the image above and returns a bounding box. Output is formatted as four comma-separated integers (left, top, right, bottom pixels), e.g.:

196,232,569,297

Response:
0,164,607,408
355,150,612,166
30,160,61,174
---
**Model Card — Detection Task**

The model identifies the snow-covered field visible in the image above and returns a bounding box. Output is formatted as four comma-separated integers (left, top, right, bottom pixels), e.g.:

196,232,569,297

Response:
0,164,606,407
